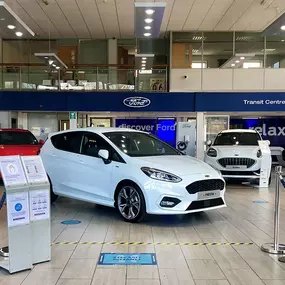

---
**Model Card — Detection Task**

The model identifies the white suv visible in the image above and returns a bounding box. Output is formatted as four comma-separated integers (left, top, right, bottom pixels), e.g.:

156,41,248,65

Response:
205,129,265,183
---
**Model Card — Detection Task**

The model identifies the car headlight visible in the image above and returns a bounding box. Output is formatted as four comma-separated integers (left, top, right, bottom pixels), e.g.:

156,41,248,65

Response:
207,147,217,157
141,167,182,183
257,149,262,158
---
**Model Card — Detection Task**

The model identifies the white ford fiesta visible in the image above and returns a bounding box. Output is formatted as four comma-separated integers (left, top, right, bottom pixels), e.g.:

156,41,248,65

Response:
40,128,226,222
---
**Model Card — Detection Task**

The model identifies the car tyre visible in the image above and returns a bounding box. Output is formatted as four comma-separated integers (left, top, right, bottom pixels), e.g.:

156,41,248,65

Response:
48,175,58,203
115,183,146,223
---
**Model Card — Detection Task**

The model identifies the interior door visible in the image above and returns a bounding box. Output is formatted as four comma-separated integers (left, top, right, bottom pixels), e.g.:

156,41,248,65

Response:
76,132,116,204
60,120,70,131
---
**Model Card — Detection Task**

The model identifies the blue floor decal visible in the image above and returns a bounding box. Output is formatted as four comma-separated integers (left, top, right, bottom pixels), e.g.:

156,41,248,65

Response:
253,200,269,204
98,253,157,265
61,220,81,225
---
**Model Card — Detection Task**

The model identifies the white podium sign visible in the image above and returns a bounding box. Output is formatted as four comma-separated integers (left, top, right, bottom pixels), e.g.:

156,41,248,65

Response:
0,156,27,186
258,140,272,188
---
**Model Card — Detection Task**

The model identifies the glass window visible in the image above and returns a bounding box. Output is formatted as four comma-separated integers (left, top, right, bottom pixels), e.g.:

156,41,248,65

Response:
265,35,285,68
213,132,261,146
81,132,122,162
0,131,38,145
51,131,83,153
192,62,207,68
243,61,262,69
104,131,180,157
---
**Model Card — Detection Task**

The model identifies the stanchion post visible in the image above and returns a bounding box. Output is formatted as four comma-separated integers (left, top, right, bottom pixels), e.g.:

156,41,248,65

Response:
261,166,285,254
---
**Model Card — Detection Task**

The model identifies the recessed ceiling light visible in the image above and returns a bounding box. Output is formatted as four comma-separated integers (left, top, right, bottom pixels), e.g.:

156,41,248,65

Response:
145,9,154,15
145,18,153,24
44,56,48,59
240,56,245,60
7,25,15,30
235,60,240,63
52,64,56,67
281,25,285,30
142,57,147,60
144,33,151,37
142,64,146,67
142,60,146,63
282,40,285,42
144,26,151,30
0,18,5,21
56,66,60,70
15,31,23,37
231,63,235,67
141,67,145,70
48,60,54,65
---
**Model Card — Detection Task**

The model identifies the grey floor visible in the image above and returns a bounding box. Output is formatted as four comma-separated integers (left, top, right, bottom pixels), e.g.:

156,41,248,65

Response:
1,180,285,285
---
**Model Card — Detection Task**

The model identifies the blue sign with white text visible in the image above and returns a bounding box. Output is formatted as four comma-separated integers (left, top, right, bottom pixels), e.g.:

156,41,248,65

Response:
98,253,157,265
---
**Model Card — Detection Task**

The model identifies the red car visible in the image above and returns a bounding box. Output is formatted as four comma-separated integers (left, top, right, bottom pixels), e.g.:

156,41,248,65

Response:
0,129,44,178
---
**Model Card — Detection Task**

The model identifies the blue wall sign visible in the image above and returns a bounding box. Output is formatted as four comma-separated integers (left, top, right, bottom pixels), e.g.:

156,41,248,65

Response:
98,253,157,265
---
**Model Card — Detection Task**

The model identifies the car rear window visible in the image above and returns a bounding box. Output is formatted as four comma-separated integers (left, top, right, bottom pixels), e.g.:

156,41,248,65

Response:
0,131,38,145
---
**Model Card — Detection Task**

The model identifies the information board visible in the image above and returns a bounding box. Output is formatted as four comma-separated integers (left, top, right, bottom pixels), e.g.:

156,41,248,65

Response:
21,156,48,184
29,190,50,221
0,156,27,186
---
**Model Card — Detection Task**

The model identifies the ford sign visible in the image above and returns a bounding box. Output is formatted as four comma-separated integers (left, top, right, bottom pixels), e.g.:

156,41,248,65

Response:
123,97,151,108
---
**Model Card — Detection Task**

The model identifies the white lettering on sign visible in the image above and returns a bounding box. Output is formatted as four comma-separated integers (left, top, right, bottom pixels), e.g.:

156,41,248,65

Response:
118,124,176,132
250,124,285,136
243,99,285,105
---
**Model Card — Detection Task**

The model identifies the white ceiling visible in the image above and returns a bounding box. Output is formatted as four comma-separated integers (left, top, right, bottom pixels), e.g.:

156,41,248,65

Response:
4,0,285,39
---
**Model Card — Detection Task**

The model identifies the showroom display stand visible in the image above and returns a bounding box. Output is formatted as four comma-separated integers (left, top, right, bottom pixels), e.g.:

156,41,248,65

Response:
0,155,51,273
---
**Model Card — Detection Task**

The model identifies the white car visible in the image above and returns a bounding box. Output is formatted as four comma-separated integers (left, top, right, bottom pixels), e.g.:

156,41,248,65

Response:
205,129,267,183
40,128,226,222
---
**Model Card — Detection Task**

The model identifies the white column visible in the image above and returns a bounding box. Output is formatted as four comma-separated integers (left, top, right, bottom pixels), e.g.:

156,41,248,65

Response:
196,112,205,160
108,39,117,85
0,111,10,128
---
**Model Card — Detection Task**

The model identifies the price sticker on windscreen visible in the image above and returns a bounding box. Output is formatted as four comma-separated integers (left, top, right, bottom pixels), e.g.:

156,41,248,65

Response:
21,156,48,184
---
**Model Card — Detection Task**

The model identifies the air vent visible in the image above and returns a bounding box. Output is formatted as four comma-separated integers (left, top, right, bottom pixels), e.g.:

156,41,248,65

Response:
236,36,253,41
261,48,276,52
192,36,206,41
192,49,200,53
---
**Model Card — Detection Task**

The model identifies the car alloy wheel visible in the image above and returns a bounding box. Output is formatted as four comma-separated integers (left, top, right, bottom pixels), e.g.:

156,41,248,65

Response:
117,186,142,221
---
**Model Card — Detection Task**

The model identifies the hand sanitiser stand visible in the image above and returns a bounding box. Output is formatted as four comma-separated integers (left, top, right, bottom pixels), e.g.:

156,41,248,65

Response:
0,156,33,273
21,156,51,265
0,155,51,273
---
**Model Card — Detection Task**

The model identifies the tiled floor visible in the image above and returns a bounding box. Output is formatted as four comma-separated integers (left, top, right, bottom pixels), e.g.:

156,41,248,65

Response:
1,179,285,284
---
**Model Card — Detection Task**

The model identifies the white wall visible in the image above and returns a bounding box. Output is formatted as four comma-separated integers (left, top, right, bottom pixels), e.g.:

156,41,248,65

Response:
170,68,285,92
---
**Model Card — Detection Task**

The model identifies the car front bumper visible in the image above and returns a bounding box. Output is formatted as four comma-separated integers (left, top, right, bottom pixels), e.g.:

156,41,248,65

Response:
141,173,226,215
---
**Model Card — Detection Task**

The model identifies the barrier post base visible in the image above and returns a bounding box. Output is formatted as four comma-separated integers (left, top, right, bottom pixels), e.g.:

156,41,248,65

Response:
261,243,285,254
0,246,9,257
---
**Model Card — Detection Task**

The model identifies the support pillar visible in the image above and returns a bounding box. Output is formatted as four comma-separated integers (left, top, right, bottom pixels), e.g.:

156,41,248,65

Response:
108,39,118,86
196,112,205,160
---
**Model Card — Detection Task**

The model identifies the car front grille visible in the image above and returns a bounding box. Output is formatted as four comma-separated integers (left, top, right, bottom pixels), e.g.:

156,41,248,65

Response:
221,169,260,176
186,179,225,195
218,157,256,168
186,198,224,211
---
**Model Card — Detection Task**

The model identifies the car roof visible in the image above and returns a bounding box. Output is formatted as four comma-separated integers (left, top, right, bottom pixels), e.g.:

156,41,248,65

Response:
220,129,257,134
0,128,29,132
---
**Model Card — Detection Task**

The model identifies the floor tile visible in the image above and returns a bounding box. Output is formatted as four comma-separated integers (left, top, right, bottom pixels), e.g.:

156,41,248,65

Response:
159,268,195,285
223,268,265,285
187,259,225,280
21,268,62,285
71,244,102,259
61,259,96,279
194,281,230,285
263,281,285,285
127,265,159,279
181,245,213,260
126,280,160,285
91,268,126,285
56,279,91,285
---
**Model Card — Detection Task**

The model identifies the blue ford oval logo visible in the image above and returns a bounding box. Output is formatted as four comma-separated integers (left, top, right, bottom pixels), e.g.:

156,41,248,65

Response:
123,97,151,108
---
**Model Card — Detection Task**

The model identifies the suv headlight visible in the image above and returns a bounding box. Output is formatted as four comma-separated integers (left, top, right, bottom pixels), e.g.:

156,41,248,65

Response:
207,147,217,157
257,149,262,158
141,167,182,183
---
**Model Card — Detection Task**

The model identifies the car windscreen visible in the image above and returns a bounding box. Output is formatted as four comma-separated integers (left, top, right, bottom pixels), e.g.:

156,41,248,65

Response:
213,132,260,146
103,131,180,157
0,131,38,145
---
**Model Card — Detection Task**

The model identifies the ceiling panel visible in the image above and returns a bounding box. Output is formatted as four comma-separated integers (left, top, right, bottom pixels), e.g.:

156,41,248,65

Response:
116,0,133,38
17,0,60,37
199,0,234,30
56,0,91,38
77,0,105,38
5,0,45,36
167,0,195,31
96,0,120,39
37,0,76,38
159,0,174,36
183,0,215,31
215,0,255,31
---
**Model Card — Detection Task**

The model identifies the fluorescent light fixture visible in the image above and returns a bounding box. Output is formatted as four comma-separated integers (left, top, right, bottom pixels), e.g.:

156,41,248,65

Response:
135,53,155,70
48,60,54,65
240,56,245,60
261,48,276,52
144,26,151,30
142,60,146,63
281,25,285,30
142,57,146,60
141,67,145,70
56,66,60,70
52,64,56,67
144,18,153,24
282,40,285,42
231,64,235,67
35,53,68,70
0,18,5,21
15,31,23,37
44,56,48,59
142,64,146,67
7,24,15,29
145,9,154,15
192,36,206,41
144,32,151,37
235,60,240,63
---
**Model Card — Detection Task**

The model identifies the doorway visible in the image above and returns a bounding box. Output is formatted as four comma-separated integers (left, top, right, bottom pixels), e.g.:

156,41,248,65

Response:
60,120,70,131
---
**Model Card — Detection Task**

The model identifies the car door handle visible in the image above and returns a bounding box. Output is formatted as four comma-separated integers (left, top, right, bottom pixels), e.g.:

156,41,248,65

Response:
79,160,85,164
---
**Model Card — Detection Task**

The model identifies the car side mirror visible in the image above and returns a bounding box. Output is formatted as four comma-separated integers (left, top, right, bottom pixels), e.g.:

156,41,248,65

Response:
39,139,45,146
98,149,111,164
206,140,212,146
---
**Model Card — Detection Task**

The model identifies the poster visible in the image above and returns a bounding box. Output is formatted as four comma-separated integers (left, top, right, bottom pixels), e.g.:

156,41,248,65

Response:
21,156,48,184
150,78,165,91
29,190,50,221
7,192,29,227
0,156,27,186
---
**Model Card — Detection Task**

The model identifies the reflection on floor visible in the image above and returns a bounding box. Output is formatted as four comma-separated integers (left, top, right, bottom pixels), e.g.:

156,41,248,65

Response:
0,179,285,285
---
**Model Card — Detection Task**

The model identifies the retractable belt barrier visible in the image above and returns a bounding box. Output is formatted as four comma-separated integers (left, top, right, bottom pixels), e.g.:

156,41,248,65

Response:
0,192,6,210
261,166,285,256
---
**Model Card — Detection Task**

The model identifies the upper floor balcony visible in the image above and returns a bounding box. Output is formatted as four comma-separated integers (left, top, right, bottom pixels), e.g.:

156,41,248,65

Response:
0,64,168,92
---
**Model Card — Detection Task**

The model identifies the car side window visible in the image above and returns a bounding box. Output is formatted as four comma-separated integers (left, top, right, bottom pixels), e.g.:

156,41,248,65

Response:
81,132,123,163
51,132,83,154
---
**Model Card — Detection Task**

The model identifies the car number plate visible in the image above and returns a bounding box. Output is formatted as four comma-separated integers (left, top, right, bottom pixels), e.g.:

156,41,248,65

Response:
198,190,220,200
226,165,247,169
